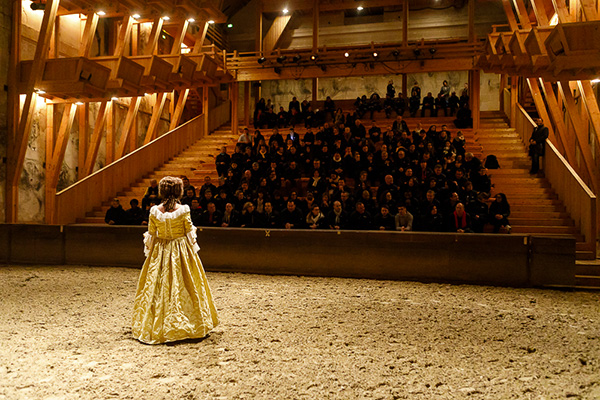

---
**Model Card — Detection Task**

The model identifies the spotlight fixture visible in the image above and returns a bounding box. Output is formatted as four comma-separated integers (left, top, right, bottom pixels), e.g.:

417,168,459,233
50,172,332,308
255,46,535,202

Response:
96,10,106,16
111,96,119,101
372,52,379,58
257,57,267,64
208,20,215,24
392,49,399,57
344,52,350,58
75,101,84,106
132,13,141,19
187,18,195,23
310,53,318,61
292,54,302,63
429,47,437,55
277,55,287,63
30,1,46,10
282,8,289,14
592,78,600,84
35,89,45,95
227,23,233,28
162,16,170,21
357,6,364,11
413,48,421,57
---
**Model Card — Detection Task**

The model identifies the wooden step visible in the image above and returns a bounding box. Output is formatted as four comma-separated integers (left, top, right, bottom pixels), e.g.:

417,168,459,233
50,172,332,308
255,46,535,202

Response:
574,275,600,289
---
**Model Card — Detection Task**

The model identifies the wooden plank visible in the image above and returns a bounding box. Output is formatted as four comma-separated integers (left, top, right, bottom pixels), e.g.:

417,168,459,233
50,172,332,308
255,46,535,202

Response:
79,13,99,57
470,69,480,129
83,101,109,176
580,0,599,21
106,100,114,164
146,18,164,55
577,80,600,156
402,0,409,47
512,0,532,29
171,20,190,55
262,0,406,13
169,89,189,130
144,92,167,144
502,0,520,31
558,81,599,193
193,22,209,53
313,0,319,51
538,79,578,166
202,87,209,138
115,97,141,159
77,103,88,179
530,0,550,26
263,15,292,54
231,82,239,137
552,0,575,22
244,81,250,128
111,15,133,80
46,104,55,166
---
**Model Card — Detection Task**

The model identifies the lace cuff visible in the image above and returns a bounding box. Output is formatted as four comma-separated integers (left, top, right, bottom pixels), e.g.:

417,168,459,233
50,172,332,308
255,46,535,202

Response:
186,225,201,253
143,231,155,257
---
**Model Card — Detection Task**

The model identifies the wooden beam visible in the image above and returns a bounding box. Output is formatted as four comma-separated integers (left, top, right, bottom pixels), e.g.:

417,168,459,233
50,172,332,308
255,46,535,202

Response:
256,1,263,53
470,69,480,129
171,20,190,55
193,22,209,53
114,15,133,58
263,15,292,54
526,78,557,146
79,13,99,57
577,80,600,156
7,0,59,222
244,81,250,128
468,0,475,43
402,0,408,47
115,97,142,158
510,76,518,127
146,18,164,55
45,103,77,224
46,104,55,167
77,103,88,180
558,81,599,192
231,82,239,136
106,100,115,164
83,101,109,176
262,0,403,13
144,92,167,144
580,0,599,21
512,0,532,29
202,87,209,137
530,0,550,27
502,0,520,31
313,0,319,51
551,0,575,23
169,89,190,130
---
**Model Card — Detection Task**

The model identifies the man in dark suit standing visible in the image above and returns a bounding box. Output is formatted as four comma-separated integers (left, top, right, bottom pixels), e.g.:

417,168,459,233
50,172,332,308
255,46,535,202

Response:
529,118,549,174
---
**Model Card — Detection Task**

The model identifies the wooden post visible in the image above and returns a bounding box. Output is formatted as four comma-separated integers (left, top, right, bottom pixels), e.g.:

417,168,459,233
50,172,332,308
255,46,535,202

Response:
144,93,167,144
499,74,508,114
77,104,88,180
202,87,210,138
402,74,408,98
7,0,58,222
171,20,190,55
106,100,115,164
313,0,319,51
468,0,475,43
402,0,408,47
231,82,239,137
530,0,550,26
169,89,190,130
116,97,142,158
512,0,532,30
577,80,600,153
312,79,318,103
193,22,209,53
469,69,480,129
244,81,250,128
84,101,110,175
256,1,263,53
509,76,518,128
146,18,164,55
501,0,519,30
79,13,99,57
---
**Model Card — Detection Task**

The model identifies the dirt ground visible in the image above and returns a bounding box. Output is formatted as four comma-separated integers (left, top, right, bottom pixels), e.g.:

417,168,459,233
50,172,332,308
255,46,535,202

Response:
0,265,599,400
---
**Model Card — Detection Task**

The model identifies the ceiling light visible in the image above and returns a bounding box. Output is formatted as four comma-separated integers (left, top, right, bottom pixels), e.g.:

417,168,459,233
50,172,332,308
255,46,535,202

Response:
373,52,378,58
132,13,141,19
208,20,215,24
283,8,289,14
227,23,233,28
357,6,364,11
413,48,421,57
162,16,170,21
111,97,119,101
591,78,600,84
30,2,46,10
97,10,106,16
344,52,350,58
392,50,399,57
310,53,318,61
35,89,45,94
187,18,195,23
75,101,84,105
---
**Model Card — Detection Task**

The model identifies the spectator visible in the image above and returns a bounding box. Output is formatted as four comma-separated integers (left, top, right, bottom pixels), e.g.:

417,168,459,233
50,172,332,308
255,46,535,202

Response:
280,200,305,229
326,200,347,230
239,202,260,228
395,205,413,231
489,193,511,233
467,192,489,233
142,179,159,210
447,202,472,233
260,201,279,228
421,205,443,232
529,118,549,174
306,204,326,229
215,147,231,178
190,198,203,226
374,204,396,231
126,198,145,225
349,201,373,230
105,198,127,225
200,202,222,228
221,203,239,227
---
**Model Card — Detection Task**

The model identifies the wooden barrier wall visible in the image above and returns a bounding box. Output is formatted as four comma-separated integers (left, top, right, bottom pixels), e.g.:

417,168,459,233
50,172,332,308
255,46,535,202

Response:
55,102,231,225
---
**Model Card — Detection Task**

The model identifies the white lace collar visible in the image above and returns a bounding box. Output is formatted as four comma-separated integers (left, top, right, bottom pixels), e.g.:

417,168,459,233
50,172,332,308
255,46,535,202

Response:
150,204,190,221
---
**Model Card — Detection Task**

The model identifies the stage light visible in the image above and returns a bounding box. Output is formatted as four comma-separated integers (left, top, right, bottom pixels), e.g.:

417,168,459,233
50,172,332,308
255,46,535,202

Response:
373,52,379,58
277,55,287,63
208,20,215,24
282,8,289,14
75,101,84,106
429,47,437,55
96,10,106,16
227,23,233,28
111,97,119,101
344,52,350,58
132,13,141,19
292,54,302,63
357,6,364,11
35,89,45,95
162,16,170,21
258,57,267,64
187,18,195,23
30,1,46,10
392,49,399,57
413,48,421,57
310,53,318,61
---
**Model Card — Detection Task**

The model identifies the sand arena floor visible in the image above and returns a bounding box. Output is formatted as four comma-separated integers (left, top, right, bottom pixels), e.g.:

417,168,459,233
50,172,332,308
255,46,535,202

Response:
0,265,599,400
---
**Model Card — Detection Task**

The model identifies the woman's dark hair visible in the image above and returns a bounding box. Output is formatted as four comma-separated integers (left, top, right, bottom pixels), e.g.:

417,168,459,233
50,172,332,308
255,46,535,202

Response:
159,176,183,211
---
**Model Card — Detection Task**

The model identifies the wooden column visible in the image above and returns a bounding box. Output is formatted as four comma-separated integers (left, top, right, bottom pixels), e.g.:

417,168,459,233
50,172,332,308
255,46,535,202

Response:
402,0,408,47
144,93,167,144
79,13,99,57
116,97,142,158
45,103,77,224
499,74,508,114
509,76,518,128
256,1,263,53
530,0,550,26
106,101,115,164
512,0,532,29
313,0,319,51
7,0,58,222
468,0,475,43
77,104,88,180
84,101,110,175
312,79,318,103
402,74,408,98
231,82,239,137
202,87,210,137
244,81,250,128
146,18,164,55
469,69,480,129
193,22,209,53
502,0,520,30
169,90,189,131
577,80,600,151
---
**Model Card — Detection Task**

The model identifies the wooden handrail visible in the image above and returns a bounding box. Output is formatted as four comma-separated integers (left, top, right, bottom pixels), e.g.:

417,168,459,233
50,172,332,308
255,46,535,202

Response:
55,101,231,225
512,103,597,251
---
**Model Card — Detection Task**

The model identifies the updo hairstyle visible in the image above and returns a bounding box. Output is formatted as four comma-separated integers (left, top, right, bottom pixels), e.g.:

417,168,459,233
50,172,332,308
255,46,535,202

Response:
159,176,183,211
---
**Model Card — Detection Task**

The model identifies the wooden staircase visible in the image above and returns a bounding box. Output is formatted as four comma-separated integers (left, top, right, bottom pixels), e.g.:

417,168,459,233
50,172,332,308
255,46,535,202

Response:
476,112,593,259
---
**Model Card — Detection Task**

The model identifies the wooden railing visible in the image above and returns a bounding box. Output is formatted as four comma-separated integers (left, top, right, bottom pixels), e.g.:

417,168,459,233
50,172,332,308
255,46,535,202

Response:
55,101,231,225
512,103,597,250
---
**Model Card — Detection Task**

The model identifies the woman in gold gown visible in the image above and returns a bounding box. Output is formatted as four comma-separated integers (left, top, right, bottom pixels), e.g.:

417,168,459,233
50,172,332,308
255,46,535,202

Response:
132,176,219,344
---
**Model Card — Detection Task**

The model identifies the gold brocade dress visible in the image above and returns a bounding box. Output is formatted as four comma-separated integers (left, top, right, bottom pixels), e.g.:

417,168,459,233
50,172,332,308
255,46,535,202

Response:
132,204,219,344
